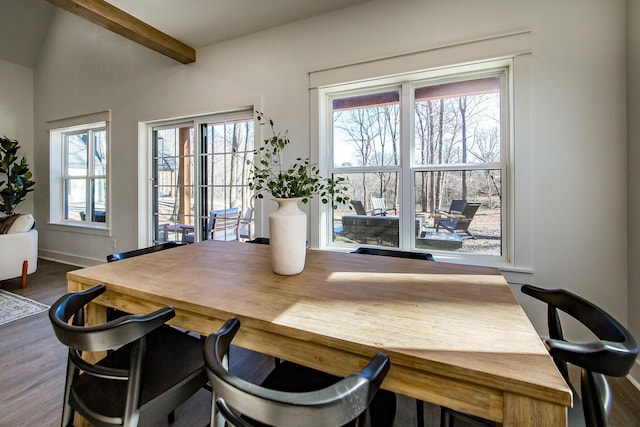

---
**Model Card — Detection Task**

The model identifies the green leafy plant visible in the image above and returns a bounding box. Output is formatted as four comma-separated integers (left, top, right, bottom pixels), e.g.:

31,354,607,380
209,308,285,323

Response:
0,136,35,215
248,112,350,206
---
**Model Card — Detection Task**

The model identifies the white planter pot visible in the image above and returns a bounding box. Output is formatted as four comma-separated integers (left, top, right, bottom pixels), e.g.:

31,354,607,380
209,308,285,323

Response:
269,198,307,275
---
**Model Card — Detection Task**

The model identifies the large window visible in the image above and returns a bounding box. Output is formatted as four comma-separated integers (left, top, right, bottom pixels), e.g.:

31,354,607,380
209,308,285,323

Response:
152,111,254,244
49,112,110,229
326,64,508,259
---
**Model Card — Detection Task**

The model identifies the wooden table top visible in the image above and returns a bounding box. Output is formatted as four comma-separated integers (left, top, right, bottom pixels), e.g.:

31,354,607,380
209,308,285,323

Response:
67,240,571,416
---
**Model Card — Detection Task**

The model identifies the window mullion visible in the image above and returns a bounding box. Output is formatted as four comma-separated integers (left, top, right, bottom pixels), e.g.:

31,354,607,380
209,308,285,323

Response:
415,162,504,173
400,82,413,249
86,130,94,222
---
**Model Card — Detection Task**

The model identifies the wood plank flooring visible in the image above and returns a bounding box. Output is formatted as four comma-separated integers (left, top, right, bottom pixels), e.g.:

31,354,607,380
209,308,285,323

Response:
1,259,639,426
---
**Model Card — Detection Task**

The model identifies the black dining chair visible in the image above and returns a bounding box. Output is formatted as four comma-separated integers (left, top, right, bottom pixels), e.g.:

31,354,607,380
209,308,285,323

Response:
204,317,391,427
351,247,435,262
48,284,208,427
246,237,270,245
106,241,181,262
441,285,639,427
520,284,638,427
246,238,395,425
350,247,434,426
106,241,182,320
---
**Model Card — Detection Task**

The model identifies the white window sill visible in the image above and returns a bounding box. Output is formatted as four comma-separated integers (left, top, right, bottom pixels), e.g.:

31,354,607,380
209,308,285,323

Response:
48,222,112,237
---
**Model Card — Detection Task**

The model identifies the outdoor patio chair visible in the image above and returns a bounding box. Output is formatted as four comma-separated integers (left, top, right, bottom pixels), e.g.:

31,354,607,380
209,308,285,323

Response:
211,211,242,241
436,202,481,239
204,317,391,427
238,207,254,240
352,200,368,216
370,197,395,216
182,207,241,243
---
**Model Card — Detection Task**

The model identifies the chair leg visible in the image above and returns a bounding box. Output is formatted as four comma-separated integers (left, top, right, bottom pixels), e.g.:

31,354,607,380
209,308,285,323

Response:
416,399,424,427
62,362,77,427
440,407,494,427
440,407,453,427
581,369,610,427
21,260,28,288
368,390,396,427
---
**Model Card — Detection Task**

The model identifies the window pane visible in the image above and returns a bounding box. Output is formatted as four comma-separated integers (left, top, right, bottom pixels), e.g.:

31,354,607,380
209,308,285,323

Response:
153,126,195,235
414,78,500,166
199,119,254,240
331,172,399,248
206,120,254,154
333,91,400,167
93,130,107,175
64,178,86,221
92,178,107,222
66,133,87,176
414,170,501,255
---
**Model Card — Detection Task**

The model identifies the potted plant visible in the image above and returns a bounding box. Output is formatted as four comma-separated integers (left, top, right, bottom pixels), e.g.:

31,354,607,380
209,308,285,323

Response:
0,136,35,215
249,112,350,275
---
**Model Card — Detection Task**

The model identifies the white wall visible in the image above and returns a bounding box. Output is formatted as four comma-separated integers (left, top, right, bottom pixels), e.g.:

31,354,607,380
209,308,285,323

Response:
627,0,640,387
33,0,635,380
0,60,35,216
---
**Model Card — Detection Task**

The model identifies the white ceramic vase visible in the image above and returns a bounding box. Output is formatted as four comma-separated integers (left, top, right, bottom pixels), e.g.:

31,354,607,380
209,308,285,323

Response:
269,198,307,275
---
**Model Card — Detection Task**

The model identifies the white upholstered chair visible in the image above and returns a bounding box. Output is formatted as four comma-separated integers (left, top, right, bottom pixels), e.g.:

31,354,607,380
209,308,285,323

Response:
0,214,38,288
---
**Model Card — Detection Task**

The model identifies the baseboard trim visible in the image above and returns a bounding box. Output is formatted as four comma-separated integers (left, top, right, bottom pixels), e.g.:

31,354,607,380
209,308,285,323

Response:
629,360,640,392
38,249,104,268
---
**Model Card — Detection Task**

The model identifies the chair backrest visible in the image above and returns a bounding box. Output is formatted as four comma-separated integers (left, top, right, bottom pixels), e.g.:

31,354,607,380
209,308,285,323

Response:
246,237,270,245
352,200,367,216
352,247,435,262
370,197,387,215
205,317,390,427
461,202,481,219
521,285,638,377
49,284,174,352
107,241,181,262
448,202,481,232
239,207,254,239
211,210,242,241
206,207,240,233
448,199,466,214
521,285,638,427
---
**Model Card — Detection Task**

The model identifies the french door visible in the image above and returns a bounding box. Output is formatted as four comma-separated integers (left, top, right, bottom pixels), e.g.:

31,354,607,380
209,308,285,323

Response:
151,110,254,244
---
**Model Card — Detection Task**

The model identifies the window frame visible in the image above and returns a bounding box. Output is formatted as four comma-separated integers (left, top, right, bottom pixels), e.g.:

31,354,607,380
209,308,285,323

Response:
318,60,512,264
62,126,108,224
148,109,255,245
48,111,111,234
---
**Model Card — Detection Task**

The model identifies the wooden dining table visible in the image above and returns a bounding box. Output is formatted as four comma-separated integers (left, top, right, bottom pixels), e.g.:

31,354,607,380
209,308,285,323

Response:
67,240,571,426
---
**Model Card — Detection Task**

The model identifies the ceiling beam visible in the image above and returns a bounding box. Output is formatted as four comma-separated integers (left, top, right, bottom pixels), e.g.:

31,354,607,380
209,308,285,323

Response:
46,0,196,64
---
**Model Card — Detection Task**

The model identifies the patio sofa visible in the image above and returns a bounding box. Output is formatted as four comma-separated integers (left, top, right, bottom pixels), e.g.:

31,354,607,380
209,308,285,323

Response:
341,215,399,246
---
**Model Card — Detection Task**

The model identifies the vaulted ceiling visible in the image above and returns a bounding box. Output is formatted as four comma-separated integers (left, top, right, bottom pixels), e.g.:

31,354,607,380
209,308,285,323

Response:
0,0,370,67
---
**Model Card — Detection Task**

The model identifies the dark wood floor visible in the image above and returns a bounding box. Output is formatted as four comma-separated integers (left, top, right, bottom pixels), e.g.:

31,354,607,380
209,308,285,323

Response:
1,259,639,426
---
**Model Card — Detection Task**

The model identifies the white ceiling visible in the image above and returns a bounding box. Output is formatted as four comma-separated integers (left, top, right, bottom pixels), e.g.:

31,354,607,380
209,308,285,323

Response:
107,0,370,48
0,0,370,67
